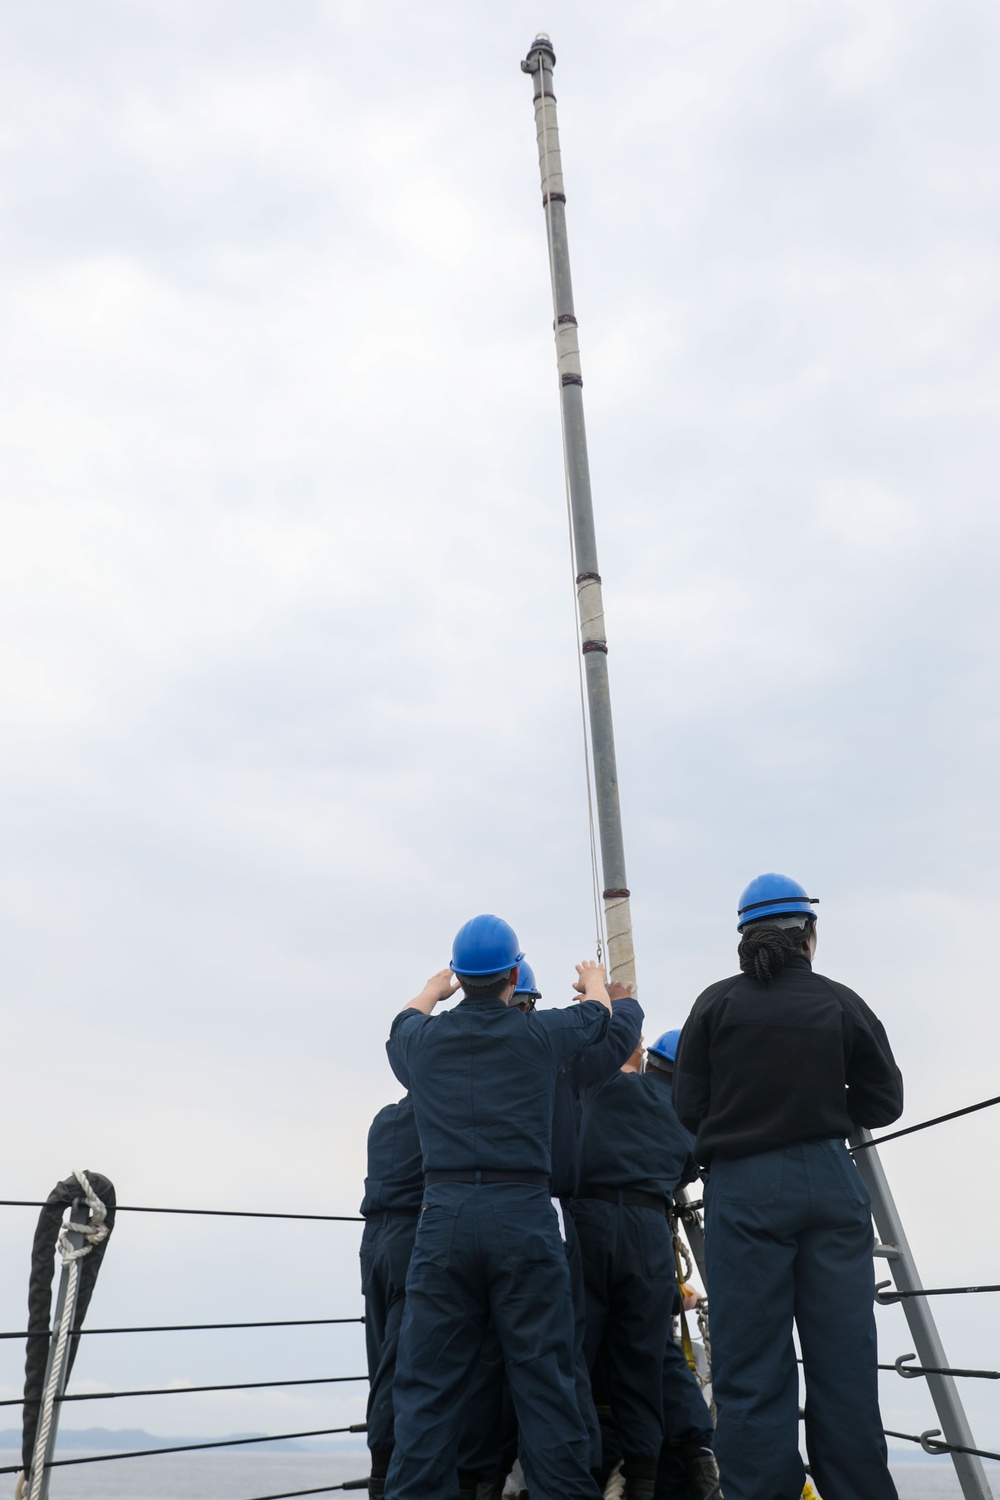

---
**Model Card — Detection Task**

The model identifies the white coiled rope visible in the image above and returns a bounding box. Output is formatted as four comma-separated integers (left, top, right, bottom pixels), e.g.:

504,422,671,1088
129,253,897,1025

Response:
18,1171,109,1500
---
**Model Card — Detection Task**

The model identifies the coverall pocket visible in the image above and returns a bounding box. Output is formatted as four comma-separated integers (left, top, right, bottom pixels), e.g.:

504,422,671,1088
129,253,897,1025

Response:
826,1141,872,1208
566,1200,611,1282
416,1203,460,1270
715,1149,784,1206
639,1216,675,1282
359,1221,380,1296
493,1202,563,1270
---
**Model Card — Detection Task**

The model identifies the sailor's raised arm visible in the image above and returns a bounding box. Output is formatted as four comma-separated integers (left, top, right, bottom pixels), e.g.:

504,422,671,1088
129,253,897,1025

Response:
403,968,460,1016
573,958,612,1013
572,981,644,1090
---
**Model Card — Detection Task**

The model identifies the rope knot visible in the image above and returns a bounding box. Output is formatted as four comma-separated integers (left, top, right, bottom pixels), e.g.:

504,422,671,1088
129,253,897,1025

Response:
56,1170,110,1264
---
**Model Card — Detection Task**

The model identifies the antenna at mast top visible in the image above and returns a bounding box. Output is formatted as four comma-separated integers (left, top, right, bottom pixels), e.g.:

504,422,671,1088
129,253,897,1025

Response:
521,33,556,72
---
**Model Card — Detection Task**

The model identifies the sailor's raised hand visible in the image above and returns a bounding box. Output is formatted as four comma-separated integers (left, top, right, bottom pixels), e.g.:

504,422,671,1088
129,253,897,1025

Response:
607,980,633,1001
423,968,460,1003
573,959,610,1009
406,967,461,1014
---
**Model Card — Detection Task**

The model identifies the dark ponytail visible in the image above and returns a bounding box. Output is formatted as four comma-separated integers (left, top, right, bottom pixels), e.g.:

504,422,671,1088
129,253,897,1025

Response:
738,921,813,986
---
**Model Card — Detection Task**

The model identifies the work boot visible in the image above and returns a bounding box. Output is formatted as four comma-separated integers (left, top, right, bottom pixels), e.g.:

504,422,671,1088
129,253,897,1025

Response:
369,1446,391,1500
458,1469,480,1500
684,1451,722,1500
621,1454,658,1500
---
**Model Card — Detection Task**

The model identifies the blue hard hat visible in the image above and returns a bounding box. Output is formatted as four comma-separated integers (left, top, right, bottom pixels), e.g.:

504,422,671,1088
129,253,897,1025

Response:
514,959,541,999
737,873,819,932
648,1028,682,1065
450,914,525,977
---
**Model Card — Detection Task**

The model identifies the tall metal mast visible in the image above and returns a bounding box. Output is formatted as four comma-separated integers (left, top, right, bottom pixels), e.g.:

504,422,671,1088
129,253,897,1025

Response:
521,33,636,988
520,34,997,1500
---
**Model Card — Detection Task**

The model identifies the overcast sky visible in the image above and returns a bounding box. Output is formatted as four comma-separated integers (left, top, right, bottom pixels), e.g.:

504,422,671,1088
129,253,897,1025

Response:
1,0,1000,1466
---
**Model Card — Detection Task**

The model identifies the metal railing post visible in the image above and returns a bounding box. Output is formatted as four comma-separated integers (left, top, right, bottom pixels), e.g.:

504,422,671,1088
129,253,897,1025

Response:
850,1129,994,1499
25,1196,91,1500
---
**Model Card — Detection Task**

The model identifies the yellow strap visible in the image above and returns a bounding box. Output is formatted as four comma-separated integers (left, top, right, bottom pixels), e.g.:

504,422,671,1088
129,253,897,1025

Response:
802,1483,821,1499
673,1239,697,1373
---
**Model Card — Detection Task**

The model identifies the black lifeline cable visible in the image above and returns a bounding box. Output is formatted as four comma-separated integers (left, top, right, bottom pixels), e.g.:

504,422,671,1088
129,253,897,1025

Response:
0,1199,363,1223
0,1315,364,1341
0,1374,369,1408
0,1425,358,1475
851,1093,1000,1151
241,1484,370,1500
876,1280,1000,1303
880,1354,1000,1381
884,1428,1000,1463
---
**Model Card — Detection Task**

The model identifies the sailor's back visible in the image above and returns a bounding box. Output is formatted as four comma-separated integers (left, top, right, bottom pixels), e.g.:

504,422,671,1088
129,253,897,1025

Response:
361,1096,424,1217
389,993,607,1175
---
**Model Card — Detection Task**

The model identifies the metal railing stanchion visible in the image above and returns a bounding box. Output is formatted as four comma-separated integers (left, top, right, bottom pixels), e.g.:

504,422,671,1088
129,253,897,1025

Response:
850,1127,994,1499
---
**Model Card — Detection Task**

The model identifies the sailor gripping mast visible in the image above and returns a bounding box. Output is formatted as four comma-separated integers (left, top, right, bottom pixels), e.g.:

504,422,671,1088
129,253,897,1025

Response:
521,34,636,989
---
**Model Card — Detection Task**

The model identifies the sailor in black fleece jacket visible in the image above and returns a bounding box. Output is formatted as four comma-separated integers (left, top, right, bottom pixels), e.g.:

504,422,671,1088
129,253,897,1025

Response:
672,874,903,1500
673,958,902,1163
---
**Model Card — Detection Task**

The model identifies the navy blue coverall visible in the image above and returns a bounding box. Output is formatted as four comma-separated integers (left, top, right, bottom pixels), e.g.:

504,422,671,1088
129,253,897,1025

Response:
654,1284,716,1500
456,996,646,1480
560,997,644,1467
571,1066,699,1481
674,953,904,1500
386,992,611,1500
360,1096,424,1482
